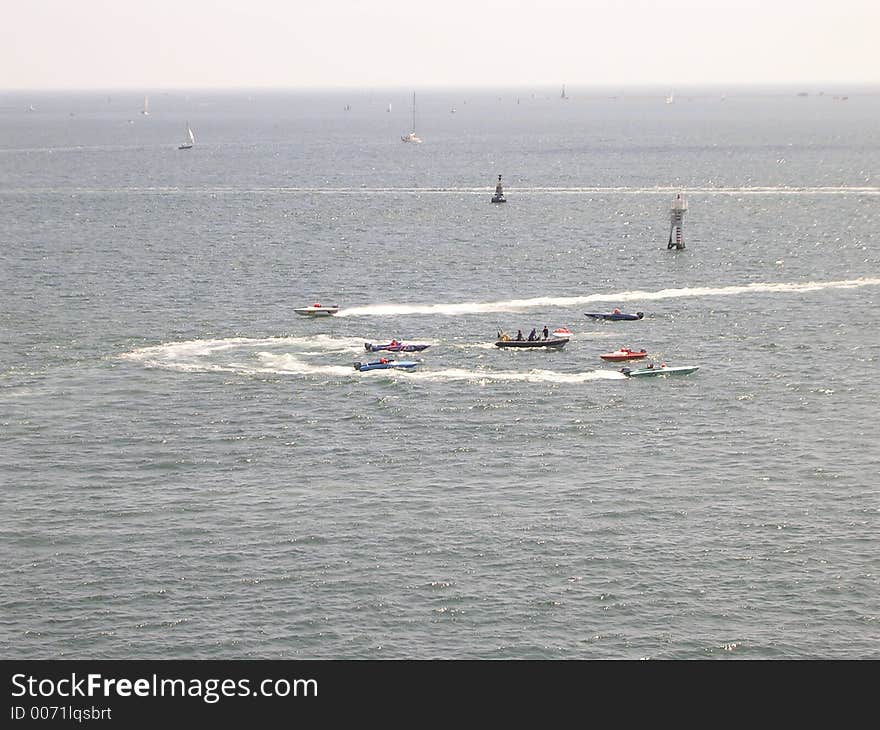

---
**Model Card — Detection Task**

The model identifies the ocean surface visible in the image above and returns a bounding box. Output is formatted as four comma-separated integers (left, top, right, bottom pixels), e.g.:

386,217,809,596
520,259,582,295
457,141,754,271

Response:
1,87,878,659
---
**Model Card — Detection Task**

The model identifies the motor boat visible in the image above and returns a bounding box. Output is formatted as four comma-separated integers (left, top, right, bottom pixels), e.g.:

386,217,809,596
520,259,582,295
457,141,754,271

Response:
354,359,420,372
495,337,569,349
294,303,339,317
365,341,431,352
620,364,699,377
599,348,648,362
585,309,644,321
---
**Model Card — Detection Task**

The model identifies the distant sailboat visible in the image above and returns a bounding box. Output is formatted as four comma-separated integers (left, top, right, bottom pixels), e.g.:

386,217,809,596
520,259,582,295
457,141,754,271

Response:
387,103,392,113
178,121,194,150
401,92,422,143
561,84,568,100
666,90,675,104
141,96,150,115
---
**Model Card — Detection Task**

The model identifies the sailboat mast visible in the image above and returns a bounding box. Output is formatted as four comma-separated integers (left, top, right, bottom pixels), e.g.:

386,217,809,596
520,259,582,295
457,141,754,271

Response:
412,92,416,133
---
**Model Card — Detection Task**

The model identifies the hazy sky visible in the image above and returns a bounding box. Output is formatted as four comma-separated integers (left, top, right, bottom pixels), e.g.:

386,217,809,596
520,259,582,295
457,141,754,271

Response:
2,0,878,89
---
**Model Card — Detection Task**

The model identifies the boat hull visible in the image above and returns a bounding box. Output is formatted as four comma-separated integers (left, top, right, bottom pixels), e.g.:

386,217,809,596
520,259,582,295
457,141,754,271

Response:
622,366,699,377
294,307,339,317
585,312,644,321
495,338,569,349
354,360,419,372
365,342,431,352
600,349,648,362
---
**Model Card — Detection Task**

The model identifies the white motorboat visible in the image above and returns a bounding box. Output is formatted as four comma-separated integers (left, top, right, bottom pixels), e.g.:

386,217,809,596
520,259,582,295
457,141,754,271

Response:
294,303,339,317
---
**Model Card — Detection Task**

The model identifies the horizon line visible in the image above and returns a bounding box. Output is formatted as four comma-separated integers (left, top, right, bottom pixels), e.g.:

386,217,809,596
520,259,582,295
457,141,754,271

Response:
2,81,880,94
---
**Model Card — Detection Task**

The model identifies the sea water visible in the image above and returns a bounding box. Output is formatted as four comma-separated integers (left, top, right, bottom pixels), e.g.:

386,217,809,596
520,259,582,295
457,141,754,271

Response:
1,88,878,659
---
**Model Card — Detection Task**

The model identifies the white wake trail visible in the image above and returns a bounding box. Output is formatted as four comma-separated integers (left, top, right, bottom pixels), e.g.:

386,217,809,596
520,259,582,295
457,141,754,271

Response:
337,278,880,318
407,367,626,384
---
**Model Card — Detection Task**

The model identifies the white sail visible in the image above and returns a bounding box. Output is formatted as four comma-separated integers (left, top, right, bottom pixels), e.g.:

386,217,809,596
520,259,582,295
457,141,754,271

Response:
179,121,194,149
142,96,149,115
401,91,421,143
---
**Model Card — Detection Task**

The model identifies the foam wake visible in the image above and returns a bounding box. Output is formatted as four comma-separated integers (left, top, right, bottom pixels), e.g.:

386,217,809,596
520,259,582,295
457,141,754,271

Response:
337,277,880,317
407,368,625,383
119,335,365,374
118,336,624,383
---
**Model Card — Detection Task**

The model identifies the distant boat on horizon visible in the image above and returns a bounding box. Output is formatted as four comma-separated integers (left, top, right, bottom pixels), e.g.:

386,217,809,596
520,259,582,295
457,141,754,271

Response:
141,96,150,115
561,84,568,100
178,121,194,150
401,92,422,143
666,90,675,104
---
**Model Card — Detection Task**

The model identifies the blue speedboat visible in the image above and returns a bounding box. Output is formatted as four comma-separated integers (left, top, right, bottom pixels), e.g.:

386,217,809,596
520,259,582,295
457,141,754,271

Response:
584,309,644,321
364,341,431,352
354,359,420,372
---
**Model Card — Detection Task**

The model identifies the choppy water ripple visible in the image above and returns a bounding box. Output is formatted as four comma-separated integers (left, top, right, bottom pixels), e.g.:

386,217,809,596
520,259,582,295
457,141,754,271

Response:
2,91,880,659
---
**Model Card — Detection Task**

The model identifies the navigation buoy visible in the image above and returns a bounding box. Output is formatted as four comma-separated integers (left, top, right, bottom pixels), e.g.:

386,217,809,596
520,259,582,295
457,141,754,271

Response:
668,192,687,249
491,174,507,204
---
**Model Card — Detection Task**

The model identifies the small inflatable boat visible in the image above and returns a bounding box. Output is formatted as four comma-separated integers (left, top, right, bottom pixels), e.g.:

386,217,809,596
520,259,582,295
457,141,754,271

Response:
494,337,569,349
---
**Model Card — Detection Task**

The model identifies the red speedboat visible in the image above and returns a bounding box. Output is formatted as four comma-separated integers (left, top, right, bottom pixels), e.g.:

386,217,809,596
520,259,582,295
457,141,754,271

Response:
599,347,648,362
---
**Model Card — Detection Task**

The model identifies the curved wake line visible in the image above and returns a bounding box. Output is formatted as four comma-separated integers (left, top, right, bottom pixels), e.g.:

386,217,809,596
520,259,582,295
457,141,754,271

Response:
337,277,880,317
2,185,879,196
117,336,623,383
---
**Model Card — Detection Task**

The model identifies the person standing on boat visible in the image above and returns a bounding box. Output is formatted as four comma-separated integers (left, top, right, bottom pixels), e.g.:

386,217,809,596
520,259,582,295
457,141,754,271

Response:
527,328,537,341
516,329,524,341
542,325,549,340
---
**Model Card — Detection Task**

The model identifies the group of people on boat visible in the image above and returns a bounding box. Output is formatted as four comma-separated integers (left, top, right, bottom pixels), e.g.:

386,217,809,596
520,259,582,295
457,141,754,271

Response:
497,326,550,342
